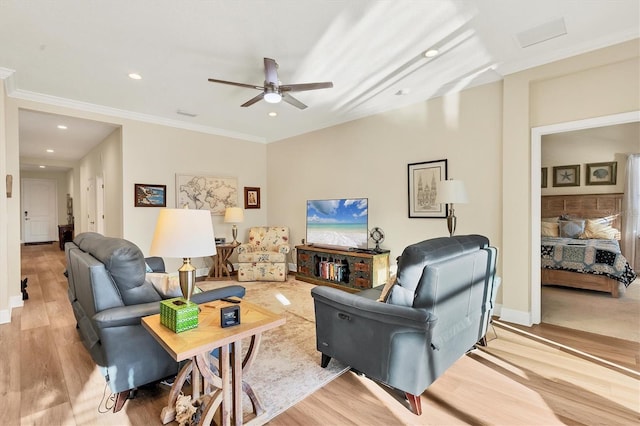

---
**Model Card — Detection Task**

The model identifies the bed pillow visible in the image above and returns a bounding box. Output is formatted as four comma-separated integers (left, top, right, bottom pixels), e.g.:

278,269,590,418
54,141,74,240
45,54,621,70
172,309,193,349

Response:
581,219,621,240
145,272,183,298
541,221,559,237
559,219,585,238
541,216,559,223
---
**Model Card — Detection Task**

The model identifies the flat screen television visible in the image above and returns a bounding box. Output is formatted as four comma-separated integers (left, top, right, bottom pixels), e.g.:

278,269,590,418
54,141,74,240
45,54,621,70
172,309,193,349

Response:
306,198,368,250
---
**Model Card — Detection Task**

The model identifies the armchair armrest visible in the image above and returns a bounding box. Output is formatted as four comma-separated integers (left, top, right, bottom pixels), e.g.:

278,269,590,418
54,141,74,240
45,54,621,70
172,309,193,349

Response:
276,244,291,254
311,286,437,330
191,285,246,304
236,243,254,254
93,301,160,329
93,286,246,329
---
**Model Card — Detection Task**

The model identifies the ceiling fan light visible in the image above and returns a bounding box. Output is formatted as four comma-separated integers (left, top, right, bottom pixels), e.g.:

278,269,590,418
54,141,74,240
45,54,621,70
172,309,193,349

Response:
264,92,282,103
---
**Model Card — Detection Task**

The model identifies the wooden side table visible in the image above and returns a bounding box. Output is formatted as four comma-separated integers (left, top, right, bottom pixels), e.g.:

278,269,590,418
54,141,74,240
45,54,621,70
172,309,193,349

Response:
58,224,74,250
208,243,239,279
142,299,285,426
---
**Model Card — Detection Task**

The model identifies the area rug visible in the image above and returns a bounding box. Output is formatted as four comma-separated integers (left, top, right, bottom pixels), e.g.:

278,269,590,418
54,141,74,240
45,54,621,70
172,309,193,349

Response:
542,278,640,342
197,277,349,423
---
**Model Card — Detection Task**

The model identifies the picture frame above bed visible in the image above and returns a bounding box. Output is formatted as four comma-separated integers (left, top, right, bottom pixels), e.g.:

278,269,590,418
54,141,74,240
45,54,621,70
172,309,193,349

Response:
586,161,617,186
552,164,580,187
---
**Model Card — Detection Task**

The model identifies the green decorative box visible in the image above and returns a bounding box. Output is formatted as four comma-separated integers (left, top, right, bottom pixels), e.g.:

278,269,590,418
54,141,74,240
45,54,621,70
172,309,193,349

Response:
160,297,199,333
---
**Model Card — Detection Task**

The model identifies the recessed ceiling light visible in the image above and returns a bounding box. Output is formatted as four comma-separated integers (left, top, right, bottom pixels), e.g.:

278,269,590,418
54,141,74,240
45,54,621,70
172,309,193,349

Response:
268,112,278,117
39,165,46,169
57,124,67,130
424,49,439,58
46,149,54,153
128,73,142,80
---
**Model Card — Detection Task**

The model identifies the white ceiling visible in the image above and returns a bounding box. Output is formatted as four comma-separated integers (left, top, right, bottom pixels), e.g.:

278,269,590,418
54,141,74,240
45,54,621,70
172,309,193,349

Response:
1,0,638,170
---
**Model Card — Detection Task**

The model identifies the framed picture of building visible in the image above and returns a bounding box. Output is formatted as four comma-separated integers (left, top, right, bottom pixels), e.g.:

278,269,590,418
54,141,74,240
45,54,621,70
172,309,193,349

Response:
408,159,448,218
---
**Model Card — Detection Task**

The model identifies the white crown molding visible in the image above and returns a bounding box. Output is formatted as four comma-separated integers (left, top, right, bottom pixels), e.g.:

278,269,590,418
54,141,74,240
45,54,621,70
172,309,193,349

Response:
8,88,267,144
0,67,16,93
0,67,15,79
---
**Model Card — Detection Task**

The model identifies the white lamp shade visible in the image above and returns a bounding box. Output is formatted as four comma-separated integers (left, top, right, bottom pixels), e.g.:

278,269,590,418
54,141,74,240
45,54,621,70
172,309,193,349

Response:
150,208,216,258
436,179,469,204
224,207,244,223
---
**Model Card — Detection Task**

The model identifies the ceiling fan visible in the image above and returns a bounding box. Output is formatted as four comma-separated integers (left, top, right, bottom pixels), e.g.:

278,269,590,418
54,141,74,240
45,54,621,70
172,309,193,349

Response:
208,57,333,110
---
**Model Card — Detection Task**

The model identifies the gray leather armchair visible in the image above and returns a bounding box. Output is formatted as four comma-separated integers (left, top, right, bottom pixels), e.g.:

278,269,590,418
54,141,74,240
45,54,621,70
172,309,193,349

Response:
311,235,500,415
65,232,246,412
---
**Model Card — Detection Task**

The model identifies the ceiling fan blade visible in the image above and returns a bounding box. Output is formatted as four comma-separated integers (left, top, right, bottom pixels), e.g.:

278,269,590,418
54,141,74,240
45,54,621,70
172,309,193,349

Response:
282,93,307,110
241,92,265,107
208,78,263,90
280,82,334,92
264,58,279,85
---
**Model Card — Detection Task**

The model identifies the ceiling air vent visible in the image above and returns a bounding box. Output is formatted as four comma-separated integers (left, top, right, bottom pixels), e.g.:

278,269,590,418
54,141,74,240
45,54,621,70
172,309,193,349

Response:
516,18,567,48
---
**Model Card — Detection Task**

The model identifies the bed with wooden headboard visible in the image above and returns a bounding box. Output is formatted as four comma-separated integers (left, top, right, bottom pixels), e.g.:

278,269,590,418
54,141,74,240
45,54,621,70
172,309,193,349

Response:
540,193,636,297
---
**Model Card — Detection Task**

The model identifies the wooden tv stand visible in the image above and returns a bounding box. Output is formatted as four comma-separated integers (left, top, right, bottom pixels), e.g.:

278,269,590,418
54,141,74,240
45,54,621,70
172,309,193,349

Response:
296,245,390,293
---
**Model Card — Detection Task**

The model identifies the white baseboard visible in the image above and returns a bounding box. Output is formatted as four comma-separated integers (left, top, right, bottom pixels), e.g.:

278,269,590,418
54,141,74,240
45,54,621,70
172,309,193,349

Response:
499,307,532,326
0,295,25,325
493,303,502,317
196,267,209,278
288,262,296,272
0,309,10,324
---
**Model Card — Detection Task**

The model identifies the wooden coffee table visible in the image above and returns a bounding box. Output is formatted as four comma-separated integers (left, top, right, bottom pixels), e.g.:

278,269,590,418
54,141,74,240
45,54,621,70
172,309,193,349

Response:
142,299,285,426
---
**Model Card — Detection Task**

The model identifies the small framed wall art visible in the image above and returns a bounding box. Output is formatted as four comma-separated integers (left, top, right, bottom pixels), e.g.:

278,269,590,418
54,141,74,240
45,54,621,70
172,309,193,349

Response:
541,167,548,188
552,164,580,187
244,187,261,209
134,184,167,207
586,161,617,185
407,159,448,218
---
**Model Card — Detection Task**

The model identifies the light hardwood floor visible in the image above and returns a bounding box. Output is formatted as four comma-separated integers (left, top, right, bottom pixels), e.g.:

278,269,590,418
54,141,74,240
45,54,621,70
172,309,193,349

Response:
2,243,639,425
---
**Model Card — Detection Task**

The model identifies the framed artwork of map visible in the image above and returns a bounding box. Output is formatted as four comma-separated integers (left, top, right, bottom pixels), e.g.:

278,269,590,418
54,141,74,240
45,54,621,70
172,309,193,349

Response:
175,174,238,215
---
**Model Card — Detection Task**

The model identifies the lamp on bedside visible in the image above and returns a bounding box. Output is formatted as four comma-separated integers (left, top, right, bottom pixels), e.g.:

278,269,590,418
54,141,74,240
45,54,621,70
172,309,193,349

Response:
436,179,468,237
150,208,217,301
224,207,244,244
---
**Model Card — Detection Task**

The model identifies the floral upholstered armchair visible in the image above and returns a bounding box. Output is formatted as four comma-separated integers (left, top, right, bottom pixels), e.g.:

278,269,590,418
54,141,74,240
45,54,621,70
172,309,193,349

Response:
236,226,290,281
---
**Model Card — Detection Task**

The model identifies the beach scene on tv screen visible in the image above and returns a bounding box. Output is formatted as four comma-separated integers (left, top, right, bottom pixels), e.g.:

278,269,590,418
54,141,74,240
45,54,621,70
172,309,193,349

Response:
306,198,368,249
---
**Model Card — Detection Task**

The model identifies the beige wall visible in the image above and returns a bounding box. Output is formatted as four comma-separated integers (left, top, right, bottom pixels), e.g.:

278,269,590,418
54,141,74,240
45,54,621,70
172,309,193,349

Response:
267,82,504,272
502,39,639,324
541,123,639,196
121,121,267,273
77,127,123,236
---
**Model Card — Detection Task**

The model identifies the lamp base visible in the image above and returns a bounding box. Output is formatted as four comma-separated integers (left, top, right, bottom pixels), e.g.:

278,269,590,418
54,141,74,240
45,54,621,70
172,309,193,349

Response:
231,224,238,244
178,258,197,301
447,206,457,237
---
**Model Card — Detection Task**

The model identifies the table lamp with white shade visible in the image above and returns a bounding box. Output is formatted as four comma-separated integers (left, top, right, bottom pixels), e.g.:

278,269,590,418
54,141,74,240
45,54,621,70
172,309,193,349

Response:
224,207,244,244
436,179,469,237
150,208,217,301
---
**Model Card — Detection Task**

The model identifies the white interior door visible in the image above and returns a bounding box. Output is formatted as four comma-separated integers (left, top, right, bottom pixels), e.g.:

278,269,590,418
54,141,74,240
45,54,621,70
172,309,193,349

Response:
22,178,58,243
96,175,105,234
87,178,97,232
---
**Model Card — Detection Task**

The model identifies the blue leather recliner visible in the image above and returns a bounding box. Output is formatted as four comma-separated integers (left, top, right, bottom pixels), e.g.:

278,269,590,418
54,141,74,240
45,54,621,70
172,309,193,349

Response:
311,235,500,415
65,232,245,412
